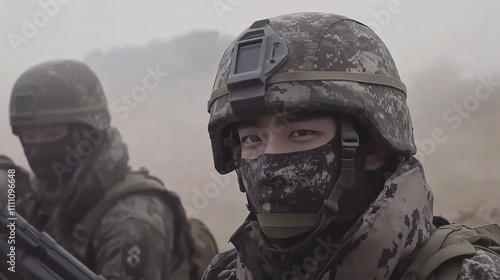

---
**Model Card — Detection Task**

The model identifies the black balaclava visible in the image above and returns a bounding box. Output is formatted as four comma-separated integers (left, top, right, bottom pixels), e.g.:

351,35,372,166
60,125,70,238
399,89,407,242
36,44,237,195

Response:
22,125,97,182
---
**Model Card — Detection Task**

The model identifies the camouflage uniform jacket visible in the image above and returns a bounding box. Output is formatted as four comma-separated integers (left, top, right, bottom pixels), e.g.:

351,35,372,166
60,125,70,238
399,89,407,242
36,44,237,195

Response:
0,154,31,203
16,128,177,280
202,156,500,280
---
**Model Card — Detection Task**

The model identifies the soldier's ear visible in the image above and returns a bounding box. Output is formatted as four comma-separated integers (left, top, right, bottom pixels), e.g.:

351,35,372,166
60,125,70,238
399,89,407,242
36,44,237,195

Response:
364,147,389,171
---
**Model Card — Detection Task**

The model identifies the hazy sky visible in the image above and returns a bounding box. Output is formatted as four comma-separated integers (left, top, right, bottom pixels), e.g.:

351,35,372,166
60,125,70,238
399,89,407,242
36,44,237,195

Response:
2,1,499,78
1,1,499,248
2,0,499,157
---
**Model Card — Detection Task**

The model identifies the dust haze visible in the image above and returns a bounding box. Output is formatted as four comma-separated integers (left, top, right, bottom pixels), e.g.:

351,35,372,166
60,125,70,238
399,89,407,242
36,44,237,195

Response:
407,59,500,227
1,19,499,252
76,31,499,251
83,31,249,250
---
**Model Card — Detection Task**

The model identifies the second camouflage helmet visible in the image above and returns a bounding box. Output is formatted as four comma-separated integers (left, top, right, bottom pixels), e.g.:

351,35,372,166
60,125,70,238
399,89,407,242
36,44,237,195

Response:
9,59,111,135
207,12,416,174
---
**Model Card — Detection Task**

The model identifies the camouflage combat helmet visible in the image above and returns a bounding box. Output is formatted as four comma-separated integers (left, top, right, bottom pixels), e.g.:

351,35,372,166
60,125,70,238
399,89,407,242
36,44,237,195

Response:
9,60,110,135
208,12,416,175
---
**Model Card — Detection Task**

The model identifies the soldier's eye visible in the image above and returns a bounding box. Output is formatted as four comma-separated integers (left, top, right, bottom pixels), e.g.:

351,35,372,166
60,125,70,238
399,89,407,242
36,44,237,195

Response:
241,135,261,144
290,130,313,137
22,132,37,141
44,127,68,140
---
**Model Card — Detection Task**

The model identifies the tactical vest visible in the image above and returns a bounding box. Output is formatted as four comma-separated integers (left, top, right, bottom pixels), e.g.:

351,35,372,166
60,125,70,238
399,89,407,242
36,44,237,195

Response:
394,216,500,280
19,170,218,280
230,215,500,280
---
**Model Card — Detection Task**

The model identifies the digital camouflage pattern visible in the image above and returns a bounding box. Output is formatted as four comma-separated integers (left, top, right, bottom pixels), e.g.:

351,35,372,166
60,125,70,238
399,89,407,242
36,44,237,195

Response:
202,156,500,279
460,250,500,279
92,193,175,279
239,137,339,215
9,59,110,132
208,12,415,174
16,128,177,280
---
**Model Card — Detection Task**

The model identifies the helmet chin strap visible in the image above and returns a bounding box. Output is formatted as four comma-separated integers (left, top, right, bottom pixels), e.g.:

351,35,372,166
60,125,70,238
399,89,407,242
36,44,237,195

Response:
236,117,359,255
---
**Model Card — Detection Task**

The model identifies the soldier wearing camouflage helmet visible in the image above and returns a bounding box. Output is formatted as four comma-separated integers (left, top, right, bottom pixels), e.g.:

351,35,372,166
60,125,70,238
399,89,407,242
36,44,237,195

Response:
9,59,217,280
202,12,500,280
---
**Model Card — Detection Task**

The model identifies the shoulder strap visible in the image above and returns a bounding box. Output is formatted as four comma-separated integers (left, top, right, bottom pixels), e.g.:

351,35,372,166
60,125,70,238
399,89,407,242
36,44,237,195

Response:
405,224,477,280
474,224,500,246
70,170,199,280
401,216,500,280
186,218,219,279
70,170,168,261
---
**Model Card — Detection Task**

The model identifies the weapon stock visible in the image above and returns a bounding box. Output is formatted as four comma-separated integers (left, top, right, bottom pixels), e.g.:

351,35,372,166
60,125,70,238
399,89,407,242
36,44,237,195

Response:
0,202,107,280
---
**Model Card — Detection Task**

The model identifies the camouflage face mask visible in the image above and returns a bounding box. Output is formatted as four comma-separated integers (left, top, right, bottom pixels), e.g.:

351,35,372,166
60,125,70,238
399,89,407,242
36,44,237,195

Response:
238,136,341,238
22,134,74,182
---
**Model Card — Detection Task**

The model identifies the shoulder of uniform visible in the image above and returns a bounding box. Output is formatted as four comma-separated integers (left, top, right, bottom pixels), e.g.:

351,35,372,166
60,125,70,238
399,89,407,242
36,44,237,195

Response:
99,192,175,236
203,249,239,280
121,168,184,207
93,168,180,236
121,169,182,208
0,155,14,169
125,167,165,186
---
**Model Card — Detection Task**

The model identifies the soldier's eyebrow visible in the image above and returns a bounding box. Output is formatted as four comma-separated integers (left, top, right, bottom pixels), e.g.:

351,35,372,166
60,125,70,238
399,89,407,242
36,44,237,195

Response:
287,114,326,123
236,120,259,129
236,113,330,129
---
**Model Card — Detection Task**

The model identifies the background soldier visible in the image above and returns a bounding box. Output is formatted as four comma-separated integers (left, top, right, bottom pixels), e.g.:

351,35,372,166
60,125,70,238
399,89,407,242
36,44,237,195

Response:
9,60,217,280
